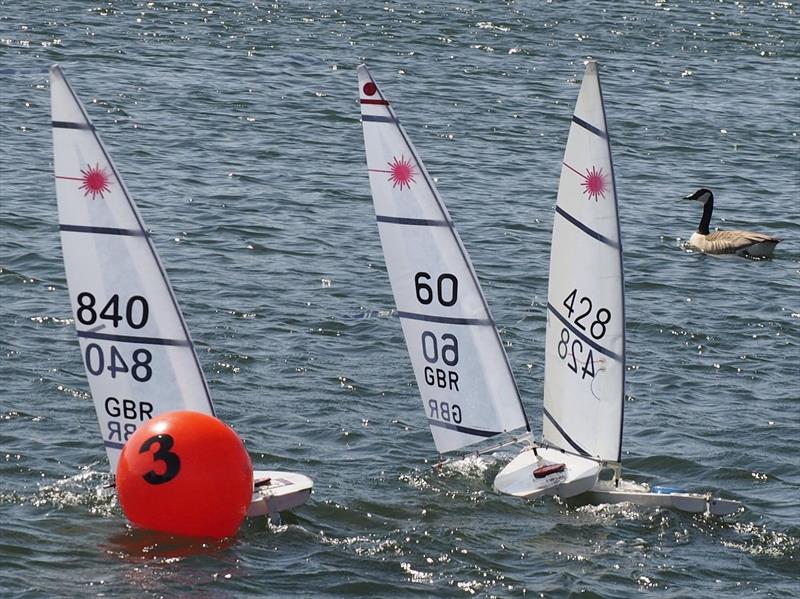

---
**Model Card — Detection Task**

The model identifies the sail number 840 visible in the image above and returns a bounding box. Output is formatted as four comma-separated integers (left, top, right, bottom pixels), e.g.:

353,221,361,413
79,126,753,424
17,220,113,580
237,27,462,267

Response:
77,292,149,329
85,343,153,382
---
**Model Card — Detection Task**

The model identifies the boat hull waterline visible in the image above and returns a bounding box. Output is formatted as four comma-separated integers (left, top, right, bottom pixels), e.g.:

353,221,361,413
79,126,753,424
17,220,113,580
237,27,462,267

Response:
493,448,741,515
580,479,741,516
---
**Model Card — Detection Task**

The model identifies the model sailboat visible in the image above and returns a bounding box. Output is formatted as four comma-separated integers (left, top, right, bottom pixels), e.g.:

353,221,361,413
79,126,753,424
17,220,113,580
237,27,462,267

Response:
50,65,312,518
518,61,739,514
359,62,740,515
493,60,624,501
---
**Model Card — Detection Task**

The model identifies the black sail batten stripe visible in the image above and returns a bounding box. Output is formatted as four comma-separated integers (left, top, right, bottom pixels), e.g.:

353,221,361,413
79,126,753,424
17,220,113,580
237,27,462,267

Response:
104,440,125,450
361,114,396,124
428,419,499,438
397,311,493,326
572,115,607,139
60,224,147,237
376,215,451,227
555,206,619,249
52,66,216,415
77,330,191,346
52,120,94,130
362,68,531,433
547,302,622,361
543,408,591,456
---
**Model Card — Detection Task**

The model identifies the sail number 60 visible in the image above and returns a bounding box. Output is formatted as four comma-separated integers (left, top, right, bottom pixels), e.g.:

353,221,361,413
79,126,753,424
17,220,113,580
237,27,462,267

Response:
421,331,458,366
421,331,460,390
415,272,458,307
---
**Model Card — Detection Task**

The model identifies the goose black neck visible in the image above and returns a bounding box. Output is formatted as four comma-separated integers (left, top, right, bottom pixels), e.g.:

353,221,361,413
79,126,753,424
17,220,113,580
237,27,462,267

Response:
698,197,713,235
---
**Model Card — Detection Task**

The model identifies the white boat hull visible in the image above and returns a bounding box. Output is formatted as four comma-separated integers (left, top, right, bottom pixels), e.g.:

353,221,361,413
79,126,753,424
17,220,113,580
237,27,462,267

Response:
247,470,313,518
494,447,600,500
578,479,741,516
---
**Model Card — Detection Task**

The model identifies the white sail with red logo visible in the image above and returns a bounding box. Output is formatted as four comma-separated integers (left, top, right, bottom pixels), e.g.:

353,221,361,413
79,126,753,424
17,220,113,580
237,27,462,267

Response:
494,61,619,500
541,60,625,463
357,64,530,454
50,64,214,472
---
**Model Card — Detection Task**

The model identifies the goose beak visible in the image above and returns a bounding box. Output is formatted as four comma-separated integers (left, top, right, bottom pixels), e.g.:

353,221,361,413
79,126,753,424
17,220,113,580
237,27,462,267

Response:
683,192,695,200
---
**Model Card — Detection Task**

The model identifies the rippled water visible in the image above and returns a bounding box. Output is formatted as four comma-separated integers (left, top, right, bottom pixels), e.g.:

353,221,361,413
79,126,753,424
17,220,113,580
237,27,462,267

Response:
1,1,798,596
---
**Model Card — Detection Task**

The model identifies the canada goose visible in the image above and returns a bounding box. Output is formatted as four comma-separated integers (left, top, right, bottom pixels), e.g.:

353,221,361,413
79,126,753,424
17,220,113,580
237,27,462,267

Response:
683,188,781,257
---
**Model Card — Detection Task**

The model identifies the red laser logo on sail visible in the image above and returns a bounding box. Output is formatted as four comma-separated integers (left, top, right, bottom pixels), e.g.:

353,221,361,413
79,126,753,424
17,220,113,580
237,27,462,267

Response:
582,166,607,201
388,156,416,190
563,162,608,201
79,163,111,199
55,162,113,200
369,155,417,191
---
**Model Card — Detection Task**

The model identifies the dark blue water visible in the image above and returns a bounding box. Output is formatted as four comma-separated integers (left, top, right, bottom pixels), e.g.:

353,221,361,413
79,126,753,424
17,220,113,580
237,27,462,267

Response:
1,1,798,596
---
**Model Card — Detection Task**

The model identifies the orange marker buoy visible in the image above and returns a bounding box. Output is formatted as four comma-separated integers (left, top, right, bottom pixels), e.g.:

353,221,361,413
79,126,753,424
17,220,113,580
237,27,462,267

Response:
116,411,253,538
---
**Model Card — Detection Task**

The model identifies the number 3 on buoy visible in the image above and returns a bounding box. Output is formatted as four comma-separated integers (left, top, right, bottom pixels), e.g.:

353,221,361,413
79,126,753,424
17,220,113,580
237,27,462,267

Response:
116,411,253,538
138,434,181,485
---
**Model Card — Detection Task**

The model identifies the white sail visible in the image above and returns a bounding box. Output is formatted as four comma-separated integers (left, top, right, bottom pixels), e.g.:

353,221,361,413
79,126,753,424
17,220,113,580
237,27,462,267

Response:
50,65,214,472
358,65,529,454
541,61,625,463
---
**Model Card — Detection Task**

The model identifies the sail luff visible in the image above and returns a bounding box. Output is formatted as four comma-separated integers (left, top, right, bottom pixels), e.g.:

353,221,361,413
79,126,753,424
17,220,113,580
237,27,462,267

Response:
595,66,625,463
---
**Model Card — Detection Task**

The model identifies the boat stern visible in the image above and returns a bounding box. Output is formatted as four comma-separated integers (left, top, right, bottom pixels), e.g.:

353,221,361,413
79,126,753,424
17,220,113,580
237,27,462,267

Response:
494,447,600,501
247,470,313,518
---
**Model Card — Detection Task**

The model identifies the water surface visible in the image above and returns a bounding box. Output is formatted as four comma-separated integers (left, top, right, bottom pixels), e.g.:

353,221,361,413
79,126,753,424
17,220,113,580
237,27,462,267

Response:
1,1,798,596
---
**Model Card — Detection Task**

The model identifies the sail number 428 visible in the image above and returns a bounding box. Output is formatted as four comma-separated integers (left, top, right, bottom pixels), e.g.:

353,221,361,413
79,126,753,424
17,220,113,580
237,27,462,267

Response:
558,329,595,379
558,289,613,380
562,289,610,339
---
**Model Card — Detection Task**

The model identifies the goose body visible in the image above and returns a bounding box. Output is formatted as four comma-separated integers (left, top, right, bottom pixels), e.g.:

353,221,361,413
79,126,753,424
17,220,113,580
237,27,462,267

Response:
684,188,781,257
